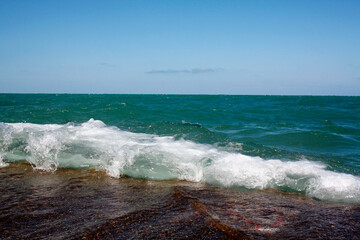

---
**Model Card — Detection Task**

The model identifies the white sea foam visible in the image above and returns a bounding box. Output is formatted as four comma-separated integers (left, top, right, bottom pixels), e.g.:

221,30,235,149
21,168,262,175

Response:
0,119,359,203
0,153,9,167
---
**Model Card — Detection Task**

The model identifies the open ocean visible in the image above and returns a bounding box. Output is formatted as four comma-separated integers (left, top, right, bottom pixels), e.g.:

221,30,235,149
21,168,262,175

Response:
1,94,359,239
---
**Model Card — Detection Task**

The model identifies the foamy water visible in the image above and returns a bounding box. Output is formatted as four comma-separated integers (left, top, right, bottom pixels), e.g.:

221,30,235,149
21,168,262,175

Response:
1,119,360,203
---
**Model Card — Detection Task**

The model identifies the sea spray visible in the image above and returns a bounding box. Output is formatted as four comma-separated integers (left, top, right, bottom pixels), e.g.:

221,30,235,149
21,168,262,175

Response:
1,119,360,203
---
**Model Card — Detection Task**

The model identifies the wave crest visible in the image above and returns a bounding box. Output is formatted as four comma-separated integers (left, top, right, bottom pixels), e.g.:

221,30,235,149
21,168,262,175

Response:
1,119,359,203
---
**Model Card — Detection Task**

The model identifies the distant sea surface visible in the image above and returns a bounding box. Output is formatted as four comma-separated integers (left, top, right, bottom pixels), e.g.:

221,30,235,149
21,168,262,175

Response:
1,94,359,239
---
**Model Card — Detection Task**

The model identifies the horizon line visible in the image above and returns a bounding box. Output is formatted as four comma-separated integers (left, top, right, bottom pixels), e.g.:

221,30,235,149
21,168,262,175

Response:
0,92,359,97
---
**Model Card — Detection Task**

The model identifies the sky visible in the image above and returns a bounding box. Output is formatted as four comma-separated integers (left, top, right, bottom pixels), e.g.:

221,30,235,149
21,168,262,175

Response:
0,0,359,95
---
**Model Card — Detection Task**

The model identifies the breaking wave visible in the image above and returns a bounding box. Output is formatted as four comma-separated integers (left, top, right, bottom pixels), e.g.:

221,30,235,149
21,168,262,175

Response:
1,119,359,203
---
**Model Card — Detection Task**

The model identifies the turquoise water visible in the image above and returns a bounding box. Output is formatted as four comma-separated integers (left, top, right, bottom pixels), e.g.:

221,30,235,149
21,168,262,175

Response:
1,94,360,203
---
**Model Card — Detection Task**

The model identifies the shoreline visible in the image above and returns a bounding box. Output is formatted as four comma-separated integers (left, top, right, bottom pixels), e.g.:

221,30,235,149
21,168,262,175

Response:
1,162,359,239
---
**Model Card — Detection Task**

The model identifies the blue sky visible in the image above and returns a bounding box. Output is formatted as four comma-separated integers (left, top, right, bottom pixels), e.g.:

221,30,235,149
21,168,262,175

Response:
0,0,359,95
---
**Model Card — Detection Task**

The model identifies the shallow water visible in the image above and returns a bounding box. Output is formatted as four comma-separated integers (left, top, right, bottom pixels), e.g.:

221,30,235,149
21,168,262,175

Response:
1,162,359,239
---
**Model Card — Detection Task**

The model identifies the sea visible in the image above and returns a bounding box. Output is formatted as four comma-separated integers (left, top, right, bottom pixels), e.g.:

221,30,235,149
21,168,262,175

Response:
0,94,359,239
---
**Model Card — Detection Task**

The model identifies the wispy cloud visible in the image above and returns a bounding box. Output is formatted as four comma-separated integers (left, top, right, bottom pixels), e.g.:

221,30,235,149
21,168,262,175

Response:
100,62,116,68
146,68,223,74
